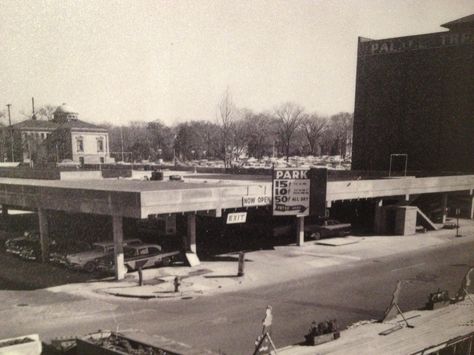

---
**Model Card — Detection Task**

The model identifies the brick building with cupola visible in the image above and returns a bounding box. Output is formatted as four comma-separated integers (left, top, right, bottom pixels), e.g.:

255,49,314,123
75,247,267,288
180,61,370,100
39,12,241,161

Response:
7,103,113,165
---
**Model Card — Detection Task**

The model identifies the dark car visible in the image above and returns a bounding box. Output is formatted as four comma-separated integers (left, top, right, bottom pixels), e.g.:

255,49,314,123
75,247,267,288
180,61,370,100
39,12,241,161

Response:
304,219,351,240
5,231,93,263
273,218,351,240
4,231,40,260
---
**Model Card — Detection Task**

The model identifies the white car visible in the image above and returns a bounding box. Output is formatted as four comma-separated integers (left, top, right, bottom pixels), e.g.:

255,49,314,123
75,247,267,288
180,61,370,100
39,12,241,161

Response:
65,238,143,272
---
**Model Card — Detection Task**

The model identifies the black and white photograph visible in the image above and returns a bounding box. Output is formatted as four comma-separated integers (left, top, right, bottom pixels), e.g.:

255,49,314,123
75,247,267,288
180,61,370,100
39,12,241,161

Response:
0,1,473,354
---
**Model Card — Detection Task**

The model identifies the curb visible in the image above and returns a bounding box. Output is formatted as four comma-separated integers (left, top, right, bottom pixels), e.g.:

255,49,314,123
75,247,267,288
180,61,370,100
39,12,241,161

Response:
100,288,203,299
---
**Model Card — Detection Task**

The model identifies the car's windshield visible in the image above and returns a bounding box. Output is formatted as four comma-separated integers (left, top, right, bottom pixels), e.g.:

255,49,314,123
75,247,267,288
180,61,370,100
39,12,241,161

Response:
92,245,106,253
124,248,136,258
125,239,142,246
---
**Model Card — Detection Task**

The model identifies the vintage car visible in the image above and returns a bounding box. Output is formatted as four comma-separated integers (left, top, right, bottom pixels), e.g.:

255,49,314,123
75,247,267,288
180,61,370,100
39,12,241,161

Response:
4,231,40,260
273,218,351,240
49,240,93,265
97,244,180,273
5,231,93,263
65,238,143,272
305,219,352,240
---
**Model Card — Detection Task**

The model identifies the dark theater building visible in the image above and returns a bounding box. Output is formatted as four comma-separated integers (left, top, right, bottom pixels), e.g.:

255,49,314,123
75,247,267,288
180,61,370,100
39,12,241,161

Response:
352,14,474,173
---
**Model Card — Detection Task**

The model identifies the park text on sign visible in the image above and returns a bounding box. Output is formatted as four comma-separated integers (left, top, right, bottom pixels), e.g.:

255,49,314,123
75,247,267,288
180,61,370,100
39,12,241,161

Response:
242,195,271,207
226,212,247,224
273,168,310,216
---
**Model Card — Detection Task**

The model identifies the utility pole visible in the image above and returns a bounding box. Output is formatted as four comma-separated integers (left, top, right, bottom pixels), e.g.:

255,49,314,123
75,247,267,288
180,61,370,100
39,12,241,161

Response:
6,104,14,162
31,97,37,120
120,126,125,162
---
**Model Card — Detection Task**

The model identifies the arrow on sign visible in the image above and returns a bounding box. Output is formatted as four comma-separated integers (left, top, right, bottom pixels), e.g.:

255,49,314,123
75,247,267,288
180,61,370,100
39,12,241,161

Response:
275,204,307,213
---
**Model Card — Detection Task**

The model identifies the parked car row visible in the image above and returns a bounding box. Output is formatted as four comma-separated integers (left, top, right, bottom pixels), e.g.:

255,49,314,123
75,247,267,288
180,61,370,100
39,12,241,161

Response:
4,230,89,263
4,234,181,273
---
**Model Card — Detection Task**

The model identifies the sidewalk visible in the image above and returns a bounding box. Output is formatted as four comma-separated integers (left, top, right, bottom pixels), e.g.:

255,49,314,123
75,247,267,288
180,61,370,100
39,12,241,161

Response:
50,219,474,300
277,295,474,354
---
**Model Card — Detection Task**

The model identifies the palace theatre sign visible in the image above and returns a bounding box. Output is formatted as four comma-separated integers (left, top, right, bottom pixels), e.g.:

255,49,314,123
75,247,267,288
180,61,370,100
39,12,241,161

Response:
359,30,474,56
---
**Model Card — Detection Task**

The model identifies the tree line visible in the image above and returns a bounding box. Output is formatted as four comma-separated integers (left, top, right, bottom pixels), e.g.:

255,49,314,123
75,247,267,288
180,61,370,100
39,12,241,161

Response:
105,92,353,167
0,94,353,166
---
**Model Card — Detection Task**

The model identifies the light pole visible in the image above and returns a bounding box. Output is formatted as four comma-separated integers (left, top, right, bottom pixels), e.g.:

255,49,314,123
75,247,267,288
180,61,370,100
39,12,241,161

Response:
6,104,14,162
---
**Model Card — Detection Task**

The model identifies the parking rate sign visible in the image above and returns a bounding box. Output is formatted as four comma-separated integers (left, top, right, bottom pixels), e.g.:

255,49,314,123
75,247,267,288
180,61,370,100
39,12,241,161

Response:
273,168,310,216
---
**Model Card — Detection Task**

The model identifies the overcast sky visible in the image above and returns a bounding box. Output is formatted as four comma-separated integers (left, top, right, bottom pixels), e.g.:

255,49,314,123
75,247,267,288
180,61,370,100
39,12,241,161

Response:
1,0,473,126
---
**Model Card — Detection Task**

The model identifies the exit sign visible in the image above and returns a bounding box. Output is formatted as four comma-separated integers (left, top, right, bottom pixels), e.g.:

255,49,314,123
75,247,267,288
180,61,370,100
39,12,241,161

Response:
226,212,247,224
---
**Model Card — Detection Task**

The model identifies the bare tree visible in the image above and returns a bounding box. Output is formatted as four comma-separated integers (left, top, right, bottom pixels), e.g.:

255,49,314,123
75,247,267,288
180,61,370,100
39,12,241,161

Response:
36,105,56,120
302,113,327,156
232,114,249,161
329,112,353,158
274,102,305,161
241,110,274,159
20,104,56,120
217,88,236,167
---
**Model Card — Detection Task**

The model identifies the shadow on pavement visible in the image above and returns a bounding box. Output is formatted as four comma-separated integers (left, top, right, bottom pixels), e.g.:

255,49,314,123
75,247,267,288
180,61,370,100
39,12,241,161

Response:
0,250,107,291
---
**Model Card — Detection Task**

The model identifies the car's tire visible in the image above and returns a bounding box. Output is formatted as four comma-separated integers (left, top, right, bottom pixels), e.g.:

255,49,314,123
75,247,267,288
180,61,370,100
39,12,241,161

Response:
310,232,321,240
84,261,97,273
162,258,171,267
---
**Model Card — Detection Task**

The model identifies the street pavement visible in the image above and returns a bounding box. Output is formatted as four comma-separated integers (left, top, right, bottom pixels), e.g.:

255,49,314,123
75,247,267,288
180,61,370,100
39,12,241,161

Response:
0,222,473,354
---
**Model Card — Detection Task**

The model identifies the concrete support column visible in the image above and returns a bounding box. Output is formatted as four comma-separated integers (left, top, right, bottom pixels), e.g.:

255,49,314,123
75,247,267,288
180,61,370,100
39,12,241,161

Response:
2,205,8,219
374,200,384,234
1,205,8,228
469,192,474,220
296,216,304,246
112,215,126,281
38,208,49,263
441,193,448,224
186,214,197,253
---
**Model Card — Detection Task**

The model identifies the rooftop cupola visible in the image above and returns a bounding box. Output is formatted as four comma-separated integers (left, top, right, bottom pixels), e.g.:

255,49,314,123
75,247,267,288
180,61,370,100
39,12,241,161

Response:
53,103,79,123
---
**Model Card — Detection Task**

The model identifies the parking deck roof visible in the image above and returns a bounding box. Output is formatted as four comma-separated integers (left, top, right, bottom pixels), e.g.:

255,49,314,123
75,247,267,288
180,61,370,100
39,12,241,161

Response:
0,173,473,219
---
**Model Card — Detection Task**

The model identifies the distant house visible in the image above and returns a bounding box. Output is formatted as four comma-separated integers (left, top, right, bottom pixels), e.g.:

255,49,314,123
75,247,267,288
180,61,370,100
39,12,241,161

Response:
6,103,113,165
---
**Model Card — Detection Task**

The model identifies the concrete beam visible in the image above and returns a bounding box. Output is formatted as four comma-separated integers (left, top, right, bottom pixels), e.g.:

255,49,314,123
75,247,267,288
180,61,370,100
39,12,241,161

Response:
327,175,474,201
38,208,49,263
2,175,474,220
296,216,305,246
112,215,126,280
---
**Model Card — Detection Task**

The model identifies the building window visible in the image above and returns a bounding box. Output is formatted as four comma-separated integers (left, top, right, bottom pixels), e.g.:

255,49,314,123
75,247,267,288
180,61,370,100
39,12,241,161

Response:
76,137,84,152
41,133,45,139
97,138,104,153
